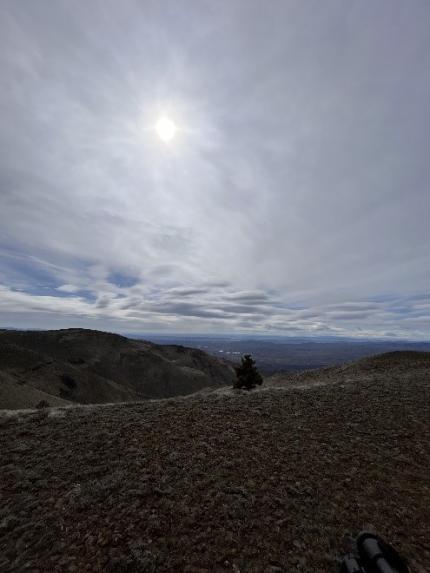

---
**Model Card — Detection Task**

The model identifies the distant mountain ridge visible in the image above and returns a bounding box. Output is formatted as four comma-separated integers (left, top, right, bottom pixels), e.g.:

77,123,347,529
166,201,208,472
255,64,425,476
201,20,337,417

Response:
0,328,235,409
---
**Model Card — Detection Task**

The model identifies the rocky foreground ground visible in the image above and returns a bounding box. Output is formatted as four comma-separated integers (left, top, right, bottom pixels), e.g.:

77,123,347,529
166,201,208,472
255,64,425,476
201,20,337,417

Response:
1,358,429,572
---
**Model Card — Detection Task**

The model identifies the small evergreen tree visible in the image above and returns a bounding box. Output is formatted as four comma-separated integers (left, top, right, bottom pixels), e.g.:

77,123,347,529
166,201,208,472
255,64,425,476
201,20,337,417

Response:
234,354,263,390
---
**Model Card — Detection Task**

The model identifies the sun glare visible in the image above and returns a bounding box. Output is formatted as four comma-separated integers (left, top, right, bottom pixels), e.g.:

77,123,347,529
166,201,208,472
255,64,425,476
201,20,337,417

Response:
155,116,177,143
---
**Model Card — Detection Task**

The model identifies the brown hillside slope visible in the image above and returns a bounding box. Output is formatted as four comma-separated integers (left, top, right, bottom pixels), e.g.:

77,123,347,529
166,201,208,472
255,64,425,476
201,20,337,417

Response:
265,349,430,390
0,351,429,572
0,329,235,409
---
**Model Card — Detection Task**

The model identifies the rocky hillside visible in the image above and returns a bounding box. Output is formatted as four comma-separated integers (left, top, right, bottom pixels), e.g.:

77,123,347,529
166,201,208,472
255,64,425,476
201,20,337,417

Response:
0,351,429,572
0,328,235,409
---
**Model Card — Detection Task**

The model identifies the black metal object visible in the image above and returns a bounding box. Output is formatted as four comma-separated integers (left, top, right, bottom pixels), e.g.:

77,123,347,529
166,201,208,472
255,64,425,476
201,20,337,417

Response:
340,532,409,573
356,532,409,573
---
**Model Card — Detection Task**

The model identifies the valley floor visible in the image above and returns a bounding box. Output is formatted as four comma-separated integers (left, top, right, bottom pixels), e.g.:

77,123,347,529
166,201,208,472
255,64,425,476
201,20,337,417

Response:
1,369,429,572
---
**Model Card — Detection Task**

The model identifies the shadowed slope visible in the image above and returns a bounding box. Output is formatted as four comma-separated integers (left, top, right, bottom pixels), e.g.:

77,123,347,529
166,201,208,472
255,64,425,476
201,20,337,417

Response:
0,328,235,409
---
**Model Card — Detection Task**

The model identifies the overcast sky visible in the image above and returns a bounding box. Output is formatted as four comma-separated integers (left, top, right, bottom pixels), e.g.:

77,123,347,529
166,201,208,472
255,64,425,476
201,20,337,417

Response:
1,1,429,339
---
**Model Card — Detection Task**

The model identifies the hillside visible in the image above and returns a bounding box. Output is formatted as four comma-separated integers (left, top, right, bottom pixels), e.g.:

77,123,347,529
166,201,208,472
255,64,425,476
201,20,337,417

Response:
0,351,429,572
265,349,430,390
0,329,235,409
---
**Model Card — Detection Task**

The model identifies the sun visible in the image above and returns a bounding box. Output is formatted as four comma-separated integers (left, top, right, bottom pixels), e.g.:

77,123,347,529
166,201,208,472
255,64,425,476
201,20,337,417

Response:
155,115,177,143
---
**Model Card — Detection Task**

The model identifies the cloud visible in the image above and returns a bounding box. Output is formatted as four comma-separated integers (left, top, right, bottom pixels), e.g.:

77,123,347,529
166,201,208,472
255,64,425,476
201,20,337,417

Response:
222,291,272,304
0,1,429,338
328,312,373,321
166,287,210,297
57,284,80,293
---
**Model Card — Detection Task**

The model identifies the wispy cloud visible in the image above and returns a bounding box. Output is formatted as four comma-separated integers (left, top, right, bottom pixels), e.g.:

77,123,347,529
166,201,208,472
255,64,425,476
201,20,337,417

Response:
0,1,429,338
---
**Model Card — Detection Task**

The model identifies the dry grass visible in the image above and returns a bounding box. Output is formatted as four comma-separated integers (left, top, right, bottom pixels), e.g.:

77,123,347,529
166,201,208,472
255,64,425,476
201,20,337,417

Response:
1,358,429,572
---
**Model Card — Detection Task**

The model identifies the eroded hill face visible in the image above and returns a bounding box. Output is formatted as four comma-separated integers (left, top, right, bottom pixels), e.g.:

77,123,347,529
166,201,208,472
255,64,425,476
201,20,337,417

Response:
0,329,235,409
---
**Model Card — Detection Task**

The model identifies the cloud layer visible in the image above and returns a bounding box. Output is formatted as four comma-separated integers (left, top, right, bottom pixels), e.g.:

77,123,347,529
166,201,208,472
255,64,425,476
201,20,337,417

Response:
1,1,429,338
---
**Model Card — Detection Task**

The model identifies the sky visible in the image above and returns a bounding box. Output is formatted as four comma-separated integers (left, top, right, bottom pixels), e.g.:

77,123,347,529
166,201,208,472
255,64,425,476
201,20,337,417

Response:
0,0,429,339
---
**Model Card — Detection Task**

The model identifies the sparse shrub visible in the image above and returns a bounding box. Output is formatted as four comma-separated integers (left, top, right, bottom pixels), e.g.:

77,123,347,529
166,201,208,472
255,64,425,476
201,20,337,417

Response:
36,400,50,409
234,354,263,390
